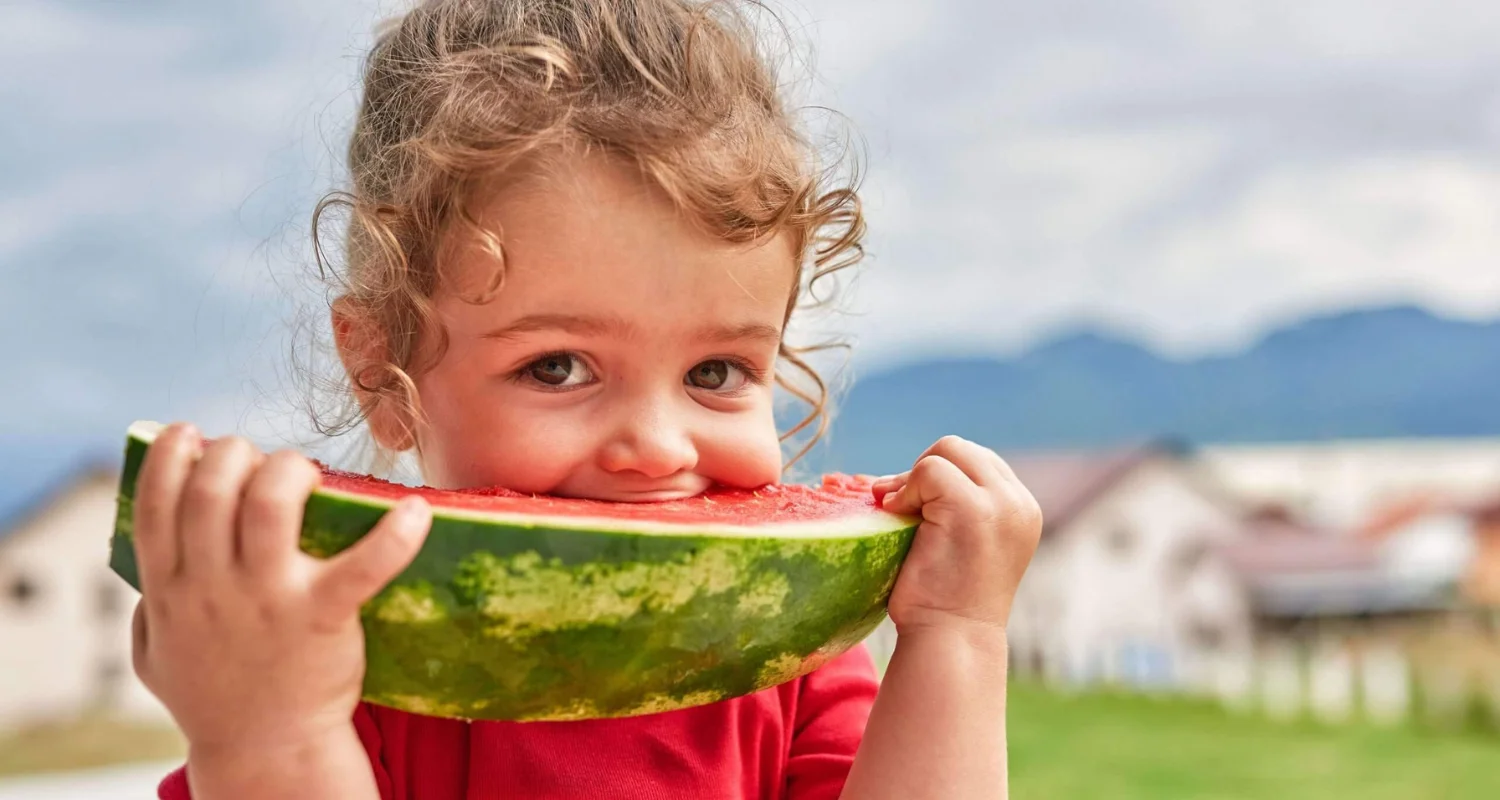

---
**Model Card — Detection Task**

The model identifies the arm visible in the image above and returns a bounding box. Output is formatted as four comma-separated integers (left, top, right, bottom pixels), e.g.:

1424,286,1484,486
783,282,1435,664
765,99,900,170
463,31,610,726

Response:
842,623,1009,799
841,436,1042,800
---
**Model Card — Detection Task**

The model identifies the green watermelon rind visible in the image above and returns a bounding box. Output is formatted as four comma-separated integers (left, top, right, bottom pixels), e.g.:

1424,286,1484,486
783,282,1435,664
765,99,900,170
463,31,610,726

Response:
108,425,917,721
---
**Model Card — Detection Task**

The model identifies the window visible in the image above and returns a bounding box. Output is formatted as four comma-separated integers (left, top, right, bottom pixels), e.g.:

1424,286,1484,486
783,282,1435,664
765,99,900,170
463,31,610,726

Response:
1105,525,1136,558
97,577,122,618
1172,540,1211,582
1186,620,1226,652
98,658,126,684
8,574,38,607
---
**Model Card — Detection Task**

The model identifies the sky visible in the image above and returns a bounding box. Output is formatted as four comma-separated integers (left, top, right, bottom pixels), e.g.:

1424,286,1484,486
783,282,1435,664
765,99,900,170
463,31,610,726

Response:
4,0,1500,481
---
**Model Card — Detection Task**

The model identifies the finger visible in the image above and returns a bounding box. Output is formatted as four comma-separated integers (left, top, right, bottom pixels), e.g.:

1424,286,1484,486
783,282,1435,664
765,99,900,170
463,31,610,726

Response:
177,437,262,579
881,455,973,516
870,471,909,491
237,450,322,577
917,436,1007,488
315,497,432,611
132,422,201,588
871,471,909,504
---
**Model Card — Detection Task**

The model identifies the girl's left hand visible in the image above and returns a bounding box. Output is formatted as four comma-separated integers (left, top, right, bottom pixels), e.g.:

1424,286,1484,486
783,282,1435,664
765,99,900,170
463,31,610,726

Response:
871,436,1042,635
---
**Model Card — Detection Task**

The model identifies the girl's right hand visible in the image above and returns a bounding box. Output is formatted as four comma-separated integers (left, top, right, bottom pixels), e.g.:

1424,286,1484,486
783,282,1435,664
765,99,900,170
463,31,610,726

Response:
130,422,432,759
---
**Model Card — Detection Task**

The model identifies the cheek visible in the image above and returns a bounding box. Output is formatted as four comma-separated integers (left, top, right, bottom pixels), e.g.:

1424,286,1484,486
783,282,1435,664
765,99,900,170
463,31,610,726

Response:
414,370,595,492
425,411,596,492
472,418,594,493
697,406,785,489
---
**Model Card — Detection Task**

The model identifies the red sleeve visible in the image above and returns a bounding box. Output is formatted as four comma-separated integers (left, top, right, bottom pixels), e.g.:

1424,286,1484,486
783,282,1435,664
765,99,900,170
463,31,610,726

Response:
784,643,880,800
158,765,189,800
156,704,390,800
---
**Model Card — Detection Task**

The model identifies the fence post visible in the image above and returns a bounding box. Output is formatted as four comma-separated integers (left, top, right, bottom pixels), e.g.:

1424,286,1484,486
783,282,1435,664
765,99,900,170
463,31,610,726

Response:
1359,643,1411,726
1260,642,1304,721
1309,642,1355,724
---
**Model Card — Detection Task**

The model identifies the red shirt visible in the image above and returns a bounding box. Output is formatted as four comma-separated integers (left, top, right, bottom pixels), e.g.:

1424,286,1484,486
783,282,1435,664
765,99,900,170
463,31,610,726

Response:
158,645,876,800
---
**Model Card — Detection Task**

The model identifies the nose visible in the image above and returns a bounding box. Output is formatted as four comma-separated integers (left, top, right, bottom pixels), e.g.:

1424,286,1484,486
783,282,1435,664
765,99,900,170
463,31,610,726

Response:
596,396,699,480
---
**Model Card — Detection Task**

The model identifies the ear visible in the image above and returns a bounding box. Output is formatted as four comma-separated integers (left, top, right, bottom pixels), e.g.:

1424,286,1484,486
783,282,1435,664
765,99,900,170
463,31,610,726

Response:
331,298,416,452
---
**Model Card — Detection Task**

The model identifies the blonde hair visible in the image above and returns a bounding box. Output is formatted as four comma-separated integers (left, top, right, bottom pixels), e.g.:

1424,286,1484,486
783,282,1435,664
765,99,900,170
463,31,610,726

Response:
312,0,863,472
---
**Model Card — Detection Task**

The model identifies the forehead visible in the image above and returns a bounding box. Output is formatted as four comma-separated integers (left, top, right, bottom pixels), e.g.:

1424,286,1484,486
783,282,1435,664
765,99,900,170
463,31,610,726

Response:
437,154,797,335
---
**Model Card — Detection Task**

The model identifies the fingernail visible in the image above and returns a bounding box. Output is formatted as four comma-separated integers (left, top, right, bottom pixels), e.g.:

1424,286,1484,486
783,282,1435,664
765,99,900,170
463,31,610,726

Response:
177,424,202,454
398,497,431,520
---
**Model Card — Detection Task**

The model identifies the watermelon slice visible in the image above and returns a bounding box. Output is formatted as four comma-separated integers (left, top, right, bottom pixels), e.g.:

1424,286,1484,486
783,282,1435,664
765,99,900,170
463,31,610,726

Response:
108,421,917,722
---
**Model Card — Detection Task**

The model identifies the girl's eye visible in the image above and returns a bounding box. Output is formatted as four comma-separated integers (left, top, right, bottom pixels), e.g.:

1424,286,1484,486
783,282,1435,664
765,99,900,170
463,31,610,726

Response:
525,353,593,388
686,359,749,392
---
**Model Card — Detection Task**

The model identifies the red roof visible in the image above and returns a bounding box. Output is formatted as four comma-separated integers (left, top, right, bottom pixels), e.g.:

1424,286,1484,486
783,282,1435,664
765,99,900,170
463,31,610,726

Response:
1006,440,1188,537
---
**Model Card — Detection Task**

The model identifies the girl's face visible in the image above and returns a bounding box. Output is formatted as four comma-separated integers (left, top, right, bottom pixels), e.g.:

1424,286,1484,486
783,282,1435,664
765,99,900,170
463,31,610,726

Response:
382,155,792,500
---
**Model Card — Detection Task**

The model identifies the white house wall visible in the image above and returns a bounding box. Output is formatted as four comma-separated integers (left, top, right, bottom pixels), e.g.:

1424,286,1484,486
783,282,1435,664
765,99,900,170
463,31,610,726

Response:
0,476,170,732
1013,458,1253,693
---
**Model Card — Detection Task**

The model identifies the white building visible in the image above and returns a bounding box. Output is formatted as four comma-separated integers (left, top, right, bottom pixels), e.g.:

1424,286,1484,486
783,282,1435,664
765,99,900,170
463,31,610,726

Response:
867,441,1257,697
0,464,169,733
863,436,1500,719
1199,438,1500,528
1004,442,1255,694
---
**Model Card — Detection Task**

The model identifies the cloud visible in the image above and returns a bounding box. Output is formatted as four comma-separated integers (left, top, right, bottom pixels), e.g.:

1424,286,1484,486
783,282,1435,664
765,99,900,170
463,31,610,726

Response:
0,0,383,444
6,0,1500,453
795,0,1500,365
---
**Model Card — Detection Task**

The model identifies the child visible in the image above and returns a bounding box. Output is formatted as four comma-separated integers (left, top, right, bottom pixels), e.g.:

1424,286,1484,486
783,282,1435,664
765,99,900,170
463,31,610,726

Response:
130,0,1042,797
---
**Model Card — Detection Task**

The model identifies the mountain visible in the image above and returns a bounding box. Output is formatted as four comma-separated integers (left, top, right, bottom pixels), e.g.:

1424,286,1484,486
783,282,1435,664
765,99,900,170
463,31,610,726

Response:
807,305,1500,475
6,304,1498,523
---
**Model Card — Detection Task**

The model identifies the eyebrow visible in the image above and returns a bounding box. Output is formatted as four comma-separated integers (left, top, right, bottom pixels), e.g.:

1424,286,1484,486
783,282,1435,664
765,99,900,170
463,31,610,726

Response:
481,314,782,346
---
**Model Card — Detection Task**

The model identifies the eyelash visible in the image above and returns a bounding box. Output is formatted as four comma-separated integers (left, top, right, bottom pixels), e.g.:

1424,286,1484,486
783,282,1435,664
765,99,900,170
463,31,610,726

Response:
704,356,768,392
508,350,590,390
507,352,769,391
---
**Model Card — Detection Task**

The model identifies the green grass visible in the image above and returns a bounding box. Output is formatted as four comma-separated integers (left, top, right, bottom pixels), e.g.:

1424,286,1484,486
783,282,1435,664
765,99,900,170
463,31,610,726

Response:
4,684,1497,796
0,716,185,777
1008,681,1500,799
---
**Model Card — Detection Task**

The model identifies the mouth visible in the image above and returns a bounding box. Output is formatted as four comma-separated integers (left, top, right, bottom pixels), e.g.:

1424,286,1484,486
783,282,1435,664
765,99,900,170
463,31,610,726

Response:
594,487,707,503
547,476,714,504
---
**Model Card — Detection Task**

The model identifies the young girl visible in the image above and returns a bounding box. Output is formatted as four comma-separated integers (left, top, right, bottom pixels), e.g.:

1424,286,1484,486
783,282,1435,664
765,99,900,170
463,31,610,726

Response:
130,1,1042,797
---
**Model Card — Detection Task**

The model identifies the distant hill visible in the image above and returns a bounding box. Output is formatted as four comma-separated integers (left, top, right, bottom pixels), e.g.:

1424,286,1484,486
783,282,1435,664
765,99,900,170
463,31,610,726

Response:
809,305,1500,475
6,305,1499,525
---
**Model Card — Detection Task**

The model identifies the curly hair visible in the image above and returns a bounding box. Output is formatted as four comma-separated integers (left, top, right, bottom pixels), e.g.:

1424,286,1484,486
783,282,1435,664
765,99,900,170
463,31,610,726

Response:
311,0,864,472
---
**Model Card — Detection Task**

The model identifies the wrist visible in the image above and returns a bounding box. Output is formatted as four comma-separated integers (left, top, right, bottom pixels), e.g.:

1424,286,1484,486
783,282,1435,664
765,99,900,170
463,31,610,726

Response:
187,722,375,800
894,614,1010,659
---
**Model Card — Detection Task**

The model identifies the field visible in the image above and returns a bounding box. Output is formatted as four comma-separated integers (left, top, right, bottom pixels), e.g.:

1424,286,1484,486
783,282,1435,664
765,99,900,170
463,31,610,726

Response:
2,684,1498,798
0,717,184,778
1008,681,1500,799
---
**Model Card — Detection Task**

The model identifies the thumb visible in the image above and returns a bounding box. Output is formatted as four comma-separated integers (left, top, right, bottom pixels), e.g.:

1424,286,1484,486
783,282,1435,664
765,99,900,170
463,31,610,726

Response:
315,497,432,611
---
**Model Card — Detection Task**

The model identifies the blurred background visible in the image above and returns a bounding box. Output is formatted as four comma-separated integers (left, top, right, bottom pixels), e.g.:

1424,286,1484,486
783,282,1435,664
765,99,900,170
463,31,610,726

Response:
3,0,1500,796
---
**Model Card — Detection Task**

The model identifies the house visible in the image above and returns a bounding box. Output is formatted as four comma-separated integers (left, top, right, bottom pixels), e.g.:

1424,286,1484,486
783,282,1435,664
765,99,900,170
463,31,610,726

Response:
1467,500,1500,609
1221,499,1493,725
1225,509,1470,623
860,437,1500,727
866,441,1256,693
0,462,169,733
993,441,1255,695
1198,438,1500,528
1361,494,1500,613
